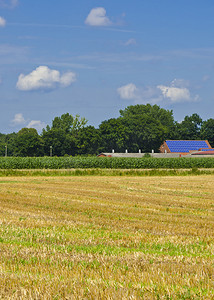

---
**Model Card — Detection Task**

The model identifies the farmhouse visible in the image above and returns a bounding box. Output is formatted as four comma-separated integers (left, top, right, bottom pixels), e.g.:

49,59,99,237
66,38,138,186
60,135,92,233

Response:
97,151,181,158
160,140,213,155
98,140,214,158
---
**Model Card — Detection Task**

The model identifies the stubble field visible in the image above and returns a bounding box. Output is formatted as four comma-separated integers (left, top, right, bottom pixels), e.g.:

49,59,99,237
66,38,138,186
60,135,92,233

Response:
0,174,214,299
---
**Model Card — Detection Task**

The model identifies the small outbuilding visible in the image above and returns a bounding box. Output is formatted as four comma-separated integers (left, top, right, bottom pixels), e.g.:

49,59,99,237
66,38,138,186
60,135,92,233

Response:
190,149,214,156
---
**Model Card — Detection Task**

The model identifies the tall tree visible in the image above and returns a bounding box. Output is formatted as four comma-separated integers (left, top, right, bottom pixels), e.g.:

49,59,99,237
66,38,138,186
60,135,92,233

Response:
200,118,214,147
99,118,130,153
119,104,176,152
176,113,202,140
13,128,43,157
0,132,17,156
42,128,77,156
52,113,87,133
42,113,87,156
76,126,101,155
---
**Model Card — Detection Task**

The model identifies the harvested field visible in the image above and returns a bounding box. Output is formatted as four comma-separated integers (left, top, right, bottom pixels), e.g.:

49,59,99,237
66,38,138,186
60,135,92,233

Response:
0,175,214,299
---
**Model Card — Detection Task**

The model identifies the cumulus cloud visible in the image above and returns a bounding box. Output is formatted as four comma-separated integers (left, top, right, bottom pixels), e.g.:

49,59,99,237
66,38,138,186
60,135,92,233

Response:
60,72,76,86
85,7,112,26
11,113,46,132
117,83,138,100
0,0,18,8
157,85,191,102
0,17,6,27
118,83,162,104
27,120,46,132
118,79,198,104
12,113,26,125
157,79,195,102
16,66,76,91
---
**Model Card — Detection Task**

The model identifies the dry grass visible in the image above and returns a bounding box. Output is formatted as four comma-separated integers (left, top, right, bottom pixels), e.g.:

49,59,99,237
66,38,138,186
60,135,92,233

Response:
0,175,214,299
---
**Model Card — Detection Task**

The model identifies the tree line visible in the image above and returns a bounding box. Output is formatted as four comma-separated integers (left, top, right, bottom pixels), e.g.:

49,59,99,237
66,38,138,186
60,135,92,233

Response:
1,104,214,157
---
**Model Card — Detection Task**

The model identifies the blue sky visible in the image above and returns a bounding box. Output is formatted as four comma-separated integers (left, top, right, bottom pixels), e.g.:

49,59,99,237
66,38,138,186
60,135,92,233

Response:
1,0,214,133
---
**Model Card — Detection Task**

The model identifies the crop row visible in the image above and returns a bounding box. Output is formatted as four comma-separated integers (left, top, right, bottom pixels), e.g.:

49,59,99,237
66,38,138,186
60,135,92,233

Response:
0,157,214,169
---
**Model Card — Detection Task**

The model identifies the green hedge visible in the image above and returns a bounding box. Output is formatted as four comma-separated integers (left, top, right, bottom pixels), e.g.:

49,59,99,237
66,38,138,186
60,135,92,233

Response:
0,157,214,169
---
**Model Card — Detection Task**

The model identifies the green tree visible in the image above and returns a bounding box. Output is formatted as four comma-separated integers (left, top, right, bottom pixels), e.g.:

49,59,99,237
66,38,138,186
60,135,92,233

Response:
119,104,176,152
42,128,77,156
200,118,214,147
52,113,87,133
0,133,8,156
13,128,43,157
42,113,87,156
76,126,101,155
99,118,130,152
176,113,202,140
0,132,17,156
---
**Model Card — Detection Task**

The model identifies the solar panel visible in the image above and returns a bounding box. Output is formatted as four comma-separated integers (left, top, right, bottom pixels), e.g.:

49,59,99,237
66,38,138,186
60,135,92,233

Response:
166,140,209,153
202,148,214,152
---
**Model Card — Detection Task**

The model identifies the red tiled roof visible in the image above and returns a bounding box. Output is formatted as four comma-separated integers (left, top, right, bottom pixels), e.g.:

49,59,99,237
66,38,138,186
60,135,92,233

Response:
191,150,214,155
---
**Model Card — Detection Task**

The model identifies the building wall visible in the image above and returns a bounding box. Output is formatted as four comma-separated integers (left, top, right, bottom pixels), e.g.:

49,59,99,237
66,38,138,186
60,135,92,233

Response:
159,141,170,153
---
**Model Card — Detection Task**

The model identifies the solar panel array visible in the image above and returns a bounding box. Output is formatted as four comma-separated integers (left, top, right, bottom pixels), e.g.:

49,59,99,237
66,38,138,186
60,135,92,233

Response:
201,148,214,152
166,140,209,153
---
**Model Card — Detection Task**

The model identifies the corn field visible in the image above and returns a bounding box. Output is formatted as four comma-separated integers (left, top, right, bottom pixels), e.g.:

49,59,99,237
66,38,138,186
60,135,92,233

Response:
0,156,214,169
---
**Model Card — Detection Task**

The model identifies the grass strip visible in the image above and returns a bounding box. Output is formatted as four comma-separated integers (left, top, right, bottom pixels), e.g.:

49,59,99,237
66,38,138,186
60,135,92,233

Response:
0,168,214,176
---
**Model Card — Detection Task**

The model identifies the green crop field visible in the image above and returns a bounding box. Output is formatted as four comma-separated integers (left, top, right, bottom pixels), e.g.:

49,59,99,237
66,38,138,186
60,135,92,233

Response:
0,174,214,299
1,156,214,169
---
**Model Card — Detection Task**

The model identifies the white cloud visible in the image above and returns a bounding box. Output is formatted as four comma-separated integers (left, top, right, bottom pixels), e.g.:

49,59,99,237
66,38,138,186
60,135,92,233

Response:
85,7,112,27
16,66,76,91
12,113,26,125
171,78,190,88
157,79,194,102
157,85,191,102
118,83,162,104
118,79,198,104
60,71,76,86
11,114,46,132
117,83,138,100
27,120,46,132
0,17,6,27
